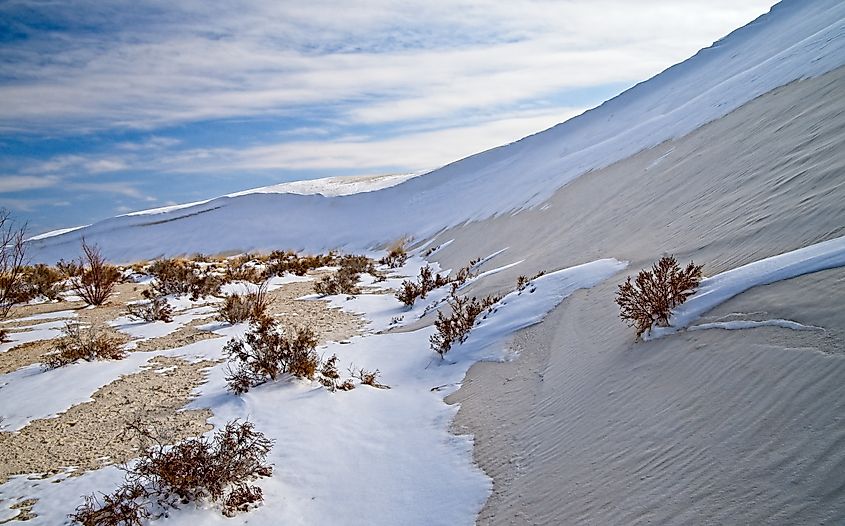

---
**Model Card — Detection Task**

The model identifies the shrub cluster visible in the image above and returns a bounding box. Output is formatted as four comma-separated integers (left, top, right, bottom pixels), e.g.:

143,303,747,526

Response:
148,258,224,300
515,271,546,293
264,250,335,277
9,264,65,302
42,323,124,369
70,420,273,525
430,291,500,357
224,318,320,393
224,256,263,284
378,240,408,268
318,354,355,392
217,283,271,325
615,255,704,337
396,264,450,306
127,295,174,323
70,241,122,306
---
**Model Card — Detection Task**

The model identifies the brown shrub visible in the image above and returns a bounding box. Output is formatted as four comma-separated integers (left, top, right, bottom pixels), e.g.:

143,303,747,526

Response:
70,420,272,525
264,250,336,278
69,482,150,526
314,267,360,296
615,256,704,337
224,256,263,283
217,282,271,325
430,292,500,358
127,295,173,323
224,318,319,393
0,328,8,343
352,366,390,389
42,323,124,369
71,241,121,306
318,354,351,392
148,258,223,299
395,264,450,306
0,209,27,319
11,264,65,303
379,240,408,268
516,270,546,293
56,258,85,279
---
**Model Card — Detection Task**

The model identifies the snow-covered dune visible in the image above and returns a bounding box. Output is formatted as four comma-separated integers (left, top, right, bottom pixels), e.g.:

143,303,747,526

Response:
28,0,845,264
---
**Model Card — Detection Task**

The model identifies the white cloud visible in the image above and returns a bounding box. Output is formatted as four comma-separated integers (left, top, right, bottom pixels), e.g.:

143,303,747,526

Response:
0,1,778,132
0,175,60,193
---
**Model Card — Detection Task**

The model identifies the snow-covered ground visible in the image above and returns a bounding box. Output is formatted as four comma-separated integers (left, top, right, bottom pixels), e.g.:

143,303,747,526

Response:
0,256,625,524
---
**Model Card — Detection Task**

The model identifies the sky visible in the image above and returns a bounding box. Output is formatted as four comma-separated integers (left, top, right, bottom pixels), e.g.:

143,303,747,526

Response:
0,0,779,235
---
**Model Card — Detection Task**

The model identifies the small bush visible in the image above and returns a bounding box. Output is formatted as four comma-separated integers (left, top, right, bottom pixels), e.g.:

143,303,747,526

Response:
224,318,320,393
430,292,500,358
224,256,263,283
352,366,390,389
71,241,122,306
148,258,224,300
217,282,271,325
42,323,124,369
70,482,150,526
0,328,8,343
314,267,360,296
127,295,173,323
318,354,354,392
379,240,408,268
615,256,704,337
11,264,65,302
70,421,272,525
516,270,546,293
395,264,449,306
56,258,84,278
337,254,377,275
264,250,336,277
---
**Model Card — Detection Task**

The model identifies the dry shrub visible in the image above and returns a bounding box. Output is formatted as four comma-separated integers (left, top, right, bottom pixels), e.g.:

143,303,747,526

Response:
127,295,173,323
217,282,271,324
148,258,223,299
70,482,150,526
396,264,450,306
318,354,355,392
0,328,8,343
314,267,360,296
42,323,124,369
69,421,272,525
379,240,408,268
516,270,546,293
352,366,390,389
56,258,84,279
616,255,704,337
11,264,65,302
224,318,319,393
264,250,336,277
430,291,500,358
224,256,263,283
0,209,27,319
71,241,121,306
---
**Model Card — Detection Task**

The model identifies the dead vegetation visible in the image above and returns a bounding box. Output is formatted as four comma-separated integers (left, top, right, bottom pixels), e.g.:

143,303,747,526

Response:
41,323,125,369
224,255,263,283
313,254,379,296
71,241,122,306
0,208,27,320
127,296,173,323
69,420,273,525
351,366,390,389
10,264,65,303
615,255,704,337
379,239,408,268
224,317,320,393
430,290,501,358
217,282,271,324
396,264,449,306
515,271,546,293
264,250,335,277
318,354,355,392
147,258,224,300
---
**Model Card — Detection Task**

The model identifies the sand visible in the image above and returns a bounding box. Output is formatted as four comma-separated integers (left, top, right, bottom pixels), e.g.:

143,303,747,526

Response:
440,67,845,523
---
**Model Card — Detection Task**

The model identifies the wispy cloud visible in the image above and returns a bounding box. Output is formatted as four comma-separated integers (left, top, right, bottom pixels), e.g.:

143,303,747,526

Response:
0,175,60,193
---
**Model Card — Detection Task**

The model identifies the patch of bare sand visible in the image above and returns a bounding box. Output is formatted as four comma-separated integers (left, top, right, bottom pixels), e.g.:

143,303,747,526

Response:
0,356,214,485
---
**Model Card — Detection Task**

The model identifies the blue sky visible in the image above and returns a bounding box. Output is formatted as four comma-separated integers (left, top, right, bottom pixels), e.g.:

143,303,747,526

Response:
0,0,777,235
